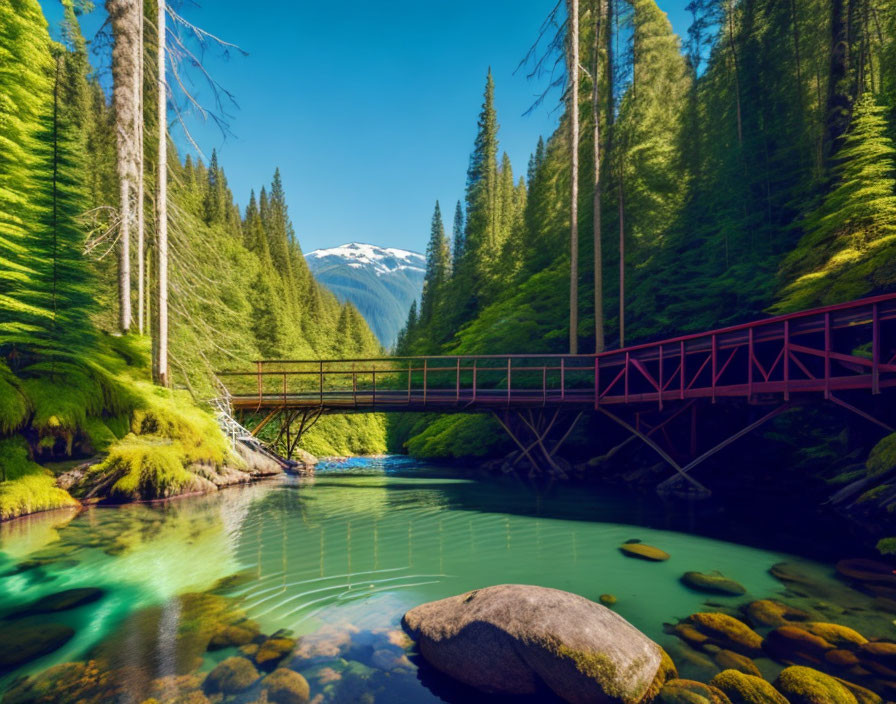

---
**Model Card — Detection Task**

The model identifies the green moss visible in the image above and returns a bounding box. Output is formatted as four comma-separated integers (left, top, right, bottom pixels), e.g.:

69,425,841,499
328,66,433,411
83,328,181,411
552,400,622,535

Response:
87,435,195,501
856,483,892,504
130,384,230,466
552,642,655,702
710,670,788,704
687,613,763,655
876,537,896,556
0,361,29,434
773,666,858,704
0,438,78,520
82,416,118,453
867,433,896,478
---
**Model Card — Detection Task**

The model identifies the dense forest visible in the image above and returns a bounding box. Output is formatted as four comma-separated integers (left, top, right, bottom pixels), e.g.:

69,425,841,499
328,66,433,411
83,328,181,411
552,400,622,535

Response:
394,0,896,542
0,0,384,519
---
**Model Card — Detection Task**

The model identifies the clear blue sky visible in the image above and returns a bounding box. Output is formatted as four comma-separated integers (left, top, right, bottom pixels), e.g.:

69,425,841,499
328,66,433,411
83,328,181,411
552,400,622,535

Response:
40,0,691,254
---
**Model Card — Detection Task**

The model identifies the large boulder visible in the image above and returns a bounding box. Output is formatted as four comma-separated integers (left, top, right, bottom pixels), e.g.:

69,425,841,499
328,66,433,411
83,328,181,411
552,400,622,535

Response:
402,584,667,704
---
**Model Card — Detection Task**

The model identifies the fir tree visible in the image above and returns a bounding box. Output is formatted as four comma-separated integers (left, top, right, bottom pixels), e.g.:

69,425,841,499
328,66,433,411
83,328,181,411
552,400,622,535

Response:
459,70,500,313
420,201,451,329
452,200,464,272
776,94,896,310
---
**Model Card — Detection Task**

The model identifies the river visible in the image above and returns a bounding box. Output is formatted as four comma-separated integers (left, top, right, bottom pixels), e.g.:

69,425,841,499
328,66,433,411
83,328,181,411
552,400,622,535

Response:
0,456,891,703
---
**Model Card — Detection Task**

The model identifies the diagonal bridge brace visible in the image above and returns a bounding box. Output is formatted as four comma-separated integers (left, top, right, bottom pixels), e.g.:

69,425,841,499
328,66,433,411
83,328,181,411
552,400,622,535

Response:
652,403,793,494
492,410,583,478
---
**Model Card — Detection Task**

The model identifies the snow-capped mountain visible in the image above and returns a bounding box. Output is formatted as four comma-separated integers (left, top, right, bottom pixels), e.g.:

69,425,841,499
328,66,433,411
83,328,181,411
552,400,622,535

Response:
306,243,425,349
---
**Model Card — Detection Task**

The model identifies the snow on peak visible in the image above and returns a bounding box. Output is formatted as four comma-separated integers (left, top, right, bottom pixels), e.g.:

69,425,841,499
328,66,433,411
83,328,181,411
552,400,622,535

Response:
306,242,425,277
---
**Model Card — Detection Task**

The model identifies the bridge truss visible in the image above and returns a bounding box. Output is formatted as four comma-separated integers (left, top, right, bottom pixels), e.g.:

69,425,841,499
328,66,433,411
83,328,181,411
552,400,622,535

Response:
217,294,896,493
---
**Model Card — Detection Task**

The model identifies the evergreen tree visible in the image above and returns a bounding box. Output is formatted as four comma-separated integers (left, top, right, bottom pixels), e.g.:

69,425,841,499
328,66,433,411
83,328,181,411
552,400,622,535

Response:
0,0,53,321
420,201,451,329
452,200,464,272
776,94,896,310
457,70,500,315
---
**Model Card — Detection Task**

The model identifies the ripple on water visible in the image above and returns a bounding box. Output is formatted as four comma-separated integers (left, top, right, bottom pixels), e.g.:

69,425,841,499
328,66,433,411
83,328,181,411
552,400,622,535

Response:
0,457,892,703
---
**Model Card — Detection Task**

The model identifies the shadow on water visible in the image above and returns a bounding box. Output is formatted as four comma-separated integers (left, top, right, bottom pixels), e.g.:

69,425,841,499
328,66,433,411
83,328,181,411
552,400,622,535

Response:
298,458,861,562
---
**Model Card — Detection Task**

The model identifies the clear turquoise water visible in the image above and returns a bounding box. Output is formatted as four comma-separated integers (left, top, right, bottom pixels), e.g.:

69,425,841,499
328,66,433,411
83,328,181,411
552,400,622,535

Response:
0,457,889,703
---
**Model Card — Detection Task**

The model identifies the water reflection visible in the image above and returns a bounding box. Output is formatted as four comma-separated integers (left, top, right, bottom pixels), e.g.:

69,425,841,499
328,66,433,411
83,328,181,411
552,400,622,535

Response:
0,457,891,703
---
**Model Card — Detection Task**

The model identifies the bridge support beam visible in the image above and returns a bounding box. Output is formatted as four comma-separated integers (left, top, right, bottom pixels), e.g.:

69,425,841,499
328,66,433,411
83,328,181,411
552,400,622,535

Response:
492,410,583,478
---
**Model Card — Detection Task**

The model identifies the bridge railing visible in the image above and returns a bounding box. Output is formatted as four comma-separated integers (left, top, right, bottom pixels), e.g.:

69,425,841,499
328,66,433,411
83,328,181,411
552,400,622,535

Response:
217,294,896,410
216,354,600,410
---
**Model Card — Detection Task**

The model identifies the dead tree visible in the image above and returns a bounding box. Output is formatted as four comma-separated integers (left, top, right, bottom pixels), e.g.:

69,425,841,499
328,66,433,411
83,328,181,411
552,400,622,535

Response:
106,0,141,333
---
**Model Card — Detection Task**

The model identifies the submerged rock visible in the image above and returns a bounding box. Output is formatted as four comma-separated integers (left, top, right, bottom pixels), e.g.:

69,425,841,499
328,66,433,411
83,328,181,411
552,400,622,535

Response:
836,559,896,586
10,587,104,618
619,543,670,561
773,665,858,703
682,572,747,596
659,678,732,703
203,656,260,694
0,621,75,671
744,599,811,628
713,650,761,677
600,594,617,605
709,669,789,704
402,584,667,703
801,622,867,649
763,625,836,663
261,668,310,704
255,635,297,670
686,613,763,656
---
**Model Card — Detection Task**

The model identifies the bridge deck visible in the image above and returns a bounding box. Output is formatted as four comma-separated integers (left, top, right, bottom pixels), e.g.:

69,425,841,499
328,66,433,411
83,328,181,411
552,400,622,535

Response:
219,294,896,414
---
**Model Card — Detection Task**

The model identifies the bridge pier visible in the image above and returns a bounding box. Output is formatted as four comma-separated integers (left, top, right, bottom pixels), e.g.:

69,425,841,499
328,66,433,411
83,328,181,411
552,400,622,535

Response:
492,410,583,478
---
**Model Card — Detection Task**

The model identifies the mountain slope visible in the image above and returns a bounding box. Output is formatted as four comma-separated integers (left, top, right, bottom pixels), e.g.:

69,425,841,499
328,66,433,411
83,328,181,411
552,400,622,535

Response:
306,243,425,349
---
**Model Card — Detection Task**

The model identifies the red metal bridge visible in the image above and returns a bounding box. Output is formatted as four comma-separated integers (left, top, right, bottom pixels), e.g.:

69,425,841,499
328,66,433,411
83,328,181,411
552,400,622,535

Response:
217,294,896,493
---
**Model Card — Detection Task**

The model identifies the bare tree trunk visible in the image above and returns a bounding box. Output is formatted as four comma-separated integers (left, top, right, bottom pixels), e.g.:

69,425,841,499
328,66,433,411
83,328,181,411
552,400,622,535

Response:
726,0,744,147
106,0,140,333
618,175,625,347
593,0,605,354
568,0,580,355
136,4,145,334
156,0,169,386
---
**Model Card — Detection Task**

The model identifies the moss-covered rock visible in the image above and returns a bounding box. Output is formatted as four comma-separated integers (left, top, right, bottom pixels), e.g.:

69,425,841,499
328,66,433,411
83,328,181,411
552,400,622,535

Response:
261,668,310,704
619,543,670,561
681,572,746,596
857,641,896,677
709,669,789,704
0,621,75,671
402,584,665,702
763,625,836,662
824,649,861,667
832,677,882,704
744,599,811,628
801,622,867,649
773,665,858,703
207,621,260,651
867,432,896,478
659,678,733,703
835,558,896,586
255,636,297,670
713,650,761,677
686,613,763,656
2,660,125,703
203,656,259,694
